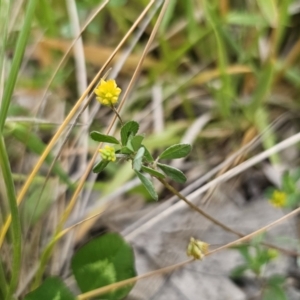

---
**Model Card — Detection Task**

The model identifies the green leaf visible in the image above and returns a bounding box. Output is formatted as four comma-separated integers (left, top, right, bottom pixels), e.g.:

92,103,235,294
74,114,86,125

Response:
231,244,252,264
230,264,248,279
142,145,154,162
93,160,109,173
159,144,191,160
287,194,300,208
282,172,295,194
24,277,75,300
135,170,158,201
120,121,139,145
263,285,287,300
157,163,187,184
226,12,267,27
141,166,165,179
267,275,286,286
133,147,145,171
90,131,119,144
120,146,134,154
257,0,278,27
71,233,136,300
130,135,144,151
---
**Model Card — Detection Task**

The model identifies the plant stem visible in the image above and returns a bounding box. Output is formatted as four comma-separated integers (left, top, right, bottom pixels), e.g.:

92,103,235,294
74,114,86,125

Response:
157,178,242,236
111,105,123,125
0,137,21,300
157,177,299,257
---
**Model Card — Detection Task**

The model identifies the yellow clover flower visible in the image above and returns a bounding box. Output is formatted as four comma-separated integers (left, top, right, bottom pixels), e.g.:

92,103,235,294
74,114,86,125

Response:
94,79,121,106
99,145,116,162
269,190,287,208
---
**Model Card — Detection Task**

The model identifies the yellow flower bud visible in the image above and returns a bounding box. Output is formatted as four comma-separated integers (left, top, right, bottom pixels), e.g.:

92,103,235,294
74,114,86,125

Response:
186,237,209,260
99,145,116,162
269,190,287,208
94,79,121,107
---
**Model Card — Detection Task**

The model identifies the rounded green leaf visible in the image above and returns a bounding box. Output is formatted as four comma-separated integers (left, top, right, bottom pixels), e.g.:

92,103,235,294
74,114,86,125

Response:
135,170,158,201
71,233,136,300
142,145,154,162
159,144,191,160
93,160,109,173
24,277,75,300
157,163,187,183
90,131,120,144
120,121,139,145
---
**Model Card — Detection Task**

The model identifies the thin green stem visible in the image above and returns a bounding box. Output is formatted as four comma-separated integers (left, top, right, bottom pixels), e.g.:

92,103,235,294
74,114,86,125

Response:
0,137,21,300
0,0,37,132
157,177,298,257
111,105,123,125
157,177,241,236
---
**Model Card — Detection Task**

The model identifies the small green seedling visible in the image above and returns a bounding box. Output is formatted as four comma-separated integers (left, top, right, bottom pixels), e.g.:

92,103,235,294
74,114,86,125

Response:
91,79,192,201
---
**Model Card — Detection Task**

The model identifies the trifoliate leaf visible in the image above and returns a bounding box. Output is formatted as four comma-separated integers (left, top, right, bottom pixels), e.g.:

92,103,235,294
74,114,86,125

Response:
157,163,187,183
141,165,165,179
135,170,158,201
90,131,120,144
71,233,136,300
24,277,75,300
93,160,109,173
120,121,139,145
159,144,191,160
133,147,145,171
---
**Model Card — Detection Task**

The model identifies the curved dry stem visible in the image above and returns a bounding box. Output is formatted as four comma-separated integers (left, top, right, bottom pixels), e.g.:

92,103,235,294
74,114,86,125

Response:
157,178,299,257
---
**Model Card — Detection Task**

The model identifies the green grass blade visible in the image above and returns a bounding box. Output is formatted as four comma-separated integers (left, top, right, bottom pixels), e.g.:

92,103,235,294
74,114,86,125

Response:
0,0,37,132
204,0,234,118
0,257,8,299
0,136,21,299
0,0,10,86
249,62,275,115
8,123,72,187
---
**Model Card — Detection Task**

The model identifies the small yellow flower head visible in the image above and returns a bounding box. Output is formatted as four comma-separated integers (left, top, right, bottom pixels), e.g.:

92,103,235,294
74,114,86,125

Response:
186,237,209,260
269,190,287,208
94,79,121,107
99,145,116,162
